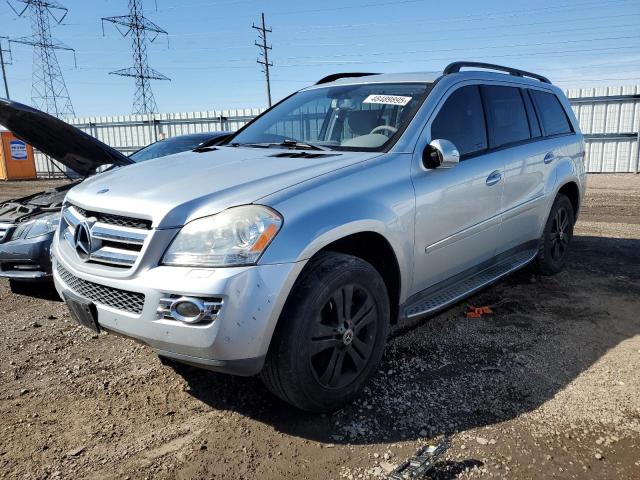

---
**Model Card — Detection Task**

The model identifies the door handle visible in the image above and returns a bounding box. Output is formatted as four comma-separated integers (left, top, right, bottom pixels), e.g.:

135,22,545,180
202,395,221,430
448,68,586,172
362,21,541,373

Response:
485,170,502,186
544,152,555,164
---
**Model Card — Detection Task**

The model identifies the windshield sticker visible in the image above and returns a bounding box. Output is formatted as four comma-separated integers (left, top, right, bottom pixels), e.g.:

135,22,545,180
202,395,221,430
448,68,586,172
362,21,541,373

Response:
363,94,412,106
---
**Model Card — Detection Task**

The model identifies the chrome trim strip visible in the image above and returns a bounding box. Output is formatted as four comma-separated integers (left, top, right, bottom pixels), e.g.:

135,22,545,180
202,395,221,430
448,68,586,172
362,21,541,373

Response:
89,246,138,266
91,224,147,245
63,206,83,227
425,213,501,255
63,229,74,247
500,194,545,222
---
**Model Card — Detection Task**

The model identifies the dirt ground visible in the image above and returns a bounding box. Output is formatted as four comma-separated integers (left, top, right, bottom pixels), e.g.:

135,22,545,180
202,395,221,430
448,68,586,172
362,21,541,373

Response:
1,175,639,480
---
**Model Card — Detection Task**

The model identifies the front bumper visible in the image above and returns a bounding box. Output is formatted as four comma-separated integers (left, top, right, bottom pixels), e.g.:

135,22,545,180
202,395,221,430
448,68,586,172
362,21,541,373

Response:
53,250,305,376
0,232,54,281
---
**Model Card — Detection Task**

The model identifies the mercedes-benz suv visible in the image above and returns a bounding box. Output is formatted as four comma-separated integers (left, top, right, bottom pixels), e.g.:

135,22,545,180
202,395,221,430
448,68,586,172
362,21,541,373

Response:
7,62,586,412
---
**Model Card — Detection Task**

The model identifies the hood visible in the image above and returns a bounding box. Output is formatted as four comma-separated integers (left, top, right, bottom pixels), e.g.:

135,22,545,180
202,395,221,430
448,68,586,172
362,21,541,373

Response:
67,146,380,228
0,181,78,225
0,99,132,177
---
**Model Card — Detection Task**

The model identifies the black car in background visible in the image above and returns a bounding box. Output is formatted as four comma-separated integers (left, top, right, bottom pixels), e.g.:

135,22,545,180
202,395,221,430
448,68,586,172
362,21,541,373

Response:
0,99,228,288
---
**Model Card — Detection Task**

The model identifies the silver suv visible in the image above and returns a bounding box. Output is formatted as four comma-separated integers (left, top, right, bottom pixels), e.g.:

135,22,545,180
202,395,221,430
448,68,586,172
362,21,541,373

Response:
50,62,585,412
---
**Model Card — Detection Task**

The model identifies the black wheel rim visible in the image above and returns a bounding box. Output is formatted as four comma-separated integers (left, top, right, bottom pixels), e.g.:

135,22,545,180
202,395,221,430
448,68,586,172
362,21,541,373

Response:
550,207,570,261
309,284,378,389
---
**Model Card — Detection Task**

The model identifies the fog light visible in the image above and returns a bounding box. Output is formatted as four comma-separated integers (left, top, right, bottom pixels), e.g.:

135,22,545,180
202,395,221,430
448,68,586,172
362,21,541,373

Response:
170,297,205,323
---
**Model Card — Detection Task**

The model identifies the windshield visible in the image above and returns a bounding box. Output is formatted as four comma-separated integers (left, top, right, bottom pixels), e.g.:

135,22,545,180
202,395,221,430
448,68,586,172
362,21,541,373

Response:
229,82,430,151
130,135,212,163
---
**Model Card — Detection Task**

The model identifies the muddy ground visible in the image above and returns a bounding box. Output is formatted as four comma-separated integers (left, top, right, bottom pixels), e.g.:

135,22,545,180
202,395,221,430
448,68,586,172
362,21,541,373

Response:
0,175,639,479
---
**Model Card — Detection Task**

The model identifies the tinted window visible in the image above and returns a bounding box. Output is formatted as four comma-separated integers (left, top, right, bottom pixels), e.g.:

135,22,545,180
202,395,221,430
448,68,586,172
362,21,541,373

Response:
431,85,487,157
481,85,530,148
530,90,572,136
522,89,542,138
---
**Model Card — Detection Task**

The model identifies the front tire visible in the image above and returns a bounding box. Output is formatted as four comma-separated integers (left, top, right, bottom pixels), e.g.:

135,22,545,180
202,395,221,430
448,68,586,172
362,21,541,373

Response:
261,252,390,412
533,193,575,275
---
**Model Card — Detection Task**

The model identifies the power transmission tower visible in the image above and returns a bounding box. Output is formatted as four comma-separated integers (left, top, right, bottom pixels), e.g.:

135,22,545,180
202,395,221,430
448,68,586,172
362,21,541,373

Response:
253,12,273,107
0,37,12,99
8,0,75,117
102,0,170,115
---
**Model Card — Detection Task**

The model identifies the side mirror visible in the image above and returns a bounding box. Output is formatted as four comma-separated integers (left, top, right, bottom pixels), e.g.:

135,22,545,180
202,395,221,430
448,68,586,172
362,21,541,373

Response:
422,139,460,169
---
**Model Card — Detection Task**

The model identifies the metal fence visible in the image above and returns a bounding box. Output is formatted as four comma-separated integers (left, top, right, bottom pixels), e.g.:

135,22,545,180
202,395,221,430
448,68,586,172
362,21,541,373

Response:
566,85,640,174
34,108,265,178
35,84,640,177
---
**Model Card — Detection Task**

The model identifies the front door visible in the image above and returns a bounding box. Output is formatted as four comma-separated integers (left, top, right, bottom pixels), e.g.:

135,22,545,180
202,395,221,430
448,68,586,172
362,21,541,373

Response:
410,84,505,293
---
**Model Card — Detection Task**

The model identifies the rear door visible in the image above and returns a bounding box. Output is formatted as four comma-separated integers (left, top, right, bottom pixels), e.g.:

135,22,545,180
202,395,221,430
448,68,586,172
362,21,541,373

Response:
411,84,505,292
496,87,574,254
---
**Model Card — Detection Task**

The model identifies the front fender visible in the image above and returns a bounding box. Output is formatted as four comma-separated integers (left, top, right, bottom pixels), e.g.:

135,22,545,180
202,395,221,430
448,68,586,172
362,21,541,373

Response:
259,154,416,302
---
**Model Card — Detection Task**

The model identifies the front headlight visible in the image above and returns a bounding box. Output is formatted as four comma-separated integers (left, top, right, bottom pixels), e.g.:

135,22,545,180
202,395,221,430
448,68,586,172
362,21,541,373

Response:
162,205,283,267
22,212,62,240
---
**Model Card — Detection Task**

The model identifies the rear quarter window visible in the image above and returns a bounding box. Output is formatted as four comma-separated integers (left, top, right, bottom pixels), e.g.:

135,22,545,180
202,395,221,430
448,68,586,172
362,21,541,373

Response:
530,90,573,136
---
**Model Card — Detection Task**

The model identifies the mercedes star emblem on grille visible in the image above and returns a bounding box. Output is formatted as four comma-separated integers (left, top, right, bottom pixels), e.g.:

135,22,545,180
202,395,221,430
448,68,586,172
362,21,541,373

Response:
74,222,93,261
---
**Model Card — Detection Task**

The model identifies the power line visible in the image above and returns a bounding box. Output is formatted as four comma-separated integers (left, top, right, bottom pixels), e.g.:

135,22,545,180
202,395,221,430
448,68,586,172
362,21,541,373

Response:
9,0,75,117
271,45,640,68
276,14,640,45
102,0,170,114
253,12,272,107
275,0,637,25
0,36,12,99
277,34,640,62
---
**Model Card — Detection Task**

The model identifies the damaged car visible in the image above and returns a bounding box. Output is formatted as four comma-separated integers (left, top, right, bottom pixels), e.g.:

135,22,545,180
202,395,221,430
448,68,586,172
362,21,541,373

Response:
0,63,586,412
0,100,228,288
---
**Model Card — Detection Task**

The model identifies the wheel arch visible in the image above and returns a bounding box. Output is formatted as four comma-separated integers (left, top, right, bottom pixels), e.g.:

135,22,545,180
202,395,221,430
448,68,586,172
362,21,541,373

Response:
316,231,402,324
557,181,580,218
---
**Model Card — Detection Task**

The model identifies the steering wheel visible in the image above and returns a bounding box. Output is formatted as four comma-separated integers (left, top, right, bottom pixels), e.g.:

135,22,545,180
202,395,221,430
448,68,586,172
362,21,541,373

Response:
370,125,398,136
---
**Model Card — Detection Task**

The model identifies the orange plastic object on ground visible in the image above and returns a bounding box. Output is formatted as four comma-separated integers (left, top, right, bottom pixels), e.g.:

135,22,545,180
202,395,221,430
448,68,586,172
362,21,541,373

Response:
465,305,494,318
0,131,37,180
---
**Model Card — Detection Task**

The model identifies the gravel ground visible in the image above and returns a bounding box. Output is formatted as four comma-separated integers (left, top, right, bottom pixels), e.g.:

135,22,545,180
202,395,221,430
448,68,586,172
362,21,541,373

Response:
1,174,639,479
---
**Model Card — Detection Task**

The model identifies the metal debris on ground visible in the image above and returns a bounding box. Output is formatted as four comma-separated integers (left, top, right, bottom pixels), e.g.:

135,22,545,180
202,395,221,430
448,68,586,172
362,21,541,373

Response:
384,436,451,479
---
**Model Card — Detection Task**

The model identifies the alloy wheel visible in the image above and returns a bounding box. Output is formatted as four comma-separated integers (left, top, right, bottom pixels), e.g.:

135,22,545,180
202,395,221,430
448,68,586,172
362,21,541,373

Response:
309,284,378,389
550,206,570,261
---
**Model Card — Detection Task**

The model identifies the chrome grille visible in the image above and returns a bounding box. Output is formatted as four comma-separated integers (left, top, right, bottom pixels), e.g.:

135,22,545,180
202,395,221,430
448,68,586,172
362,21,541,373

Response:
60,205,150,268
73,205,151,230
57,263,145,314
0,223,12,243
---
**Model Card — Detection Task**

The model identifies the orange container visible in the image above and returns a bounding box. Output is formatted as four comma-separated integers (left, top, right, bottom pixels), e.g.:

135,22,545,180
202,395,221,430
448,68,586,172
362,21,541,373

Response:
0,130,37,180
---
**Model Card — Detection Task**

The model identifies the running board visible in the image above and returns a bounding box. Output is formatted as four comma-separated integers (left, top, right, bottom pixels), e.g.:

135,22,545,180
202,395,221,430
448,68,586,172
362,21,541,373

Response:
404,249,537,319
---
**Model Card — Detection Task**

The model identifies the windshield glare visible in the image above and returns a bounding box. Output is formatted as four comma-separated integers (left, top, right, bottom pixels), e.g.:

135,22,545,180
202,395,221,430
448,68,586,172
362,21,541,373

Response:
230,83,430,151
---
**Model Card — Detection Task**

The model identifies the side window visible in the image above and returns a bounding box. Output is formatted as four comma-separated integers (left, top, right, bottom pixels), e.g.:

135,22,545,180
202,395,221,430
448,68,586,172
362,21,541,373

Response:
431,85,487,157
481,85,530,148
529,90,572,136
522,89,542,138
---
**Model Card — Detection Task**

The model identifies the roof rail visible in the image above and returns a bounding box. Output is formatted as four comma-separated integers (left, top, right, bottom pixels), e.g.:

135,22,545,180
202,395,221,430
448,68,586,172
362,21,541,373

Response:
443,61,551,84
315,72,379,85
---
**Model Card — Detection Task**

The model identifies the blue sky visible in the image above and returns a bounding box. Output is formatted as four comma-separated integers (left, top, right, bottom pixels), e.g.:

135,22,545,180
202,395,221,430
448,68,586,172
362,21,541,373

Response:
2,0,639,116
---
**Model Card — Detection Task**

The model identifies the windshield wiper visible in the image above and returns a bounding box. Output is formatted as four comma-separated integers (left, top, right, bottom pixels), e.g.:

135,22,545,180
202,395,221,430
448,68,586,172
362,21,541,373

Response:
279,139,329,151
228,140,330,151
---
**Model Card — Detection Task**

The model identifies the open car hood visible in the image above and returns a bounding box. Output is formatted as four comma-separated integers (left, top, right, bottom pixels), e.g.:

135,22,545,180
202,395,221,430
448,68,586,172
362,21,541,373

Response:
0,99,133,177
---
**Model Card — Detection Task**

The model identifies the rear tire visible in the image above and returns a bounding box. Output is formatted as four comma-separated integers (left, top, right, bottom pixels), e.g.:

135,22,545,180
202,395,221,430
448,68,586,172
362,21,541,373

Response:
261,252,390,412
533,193,575,275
